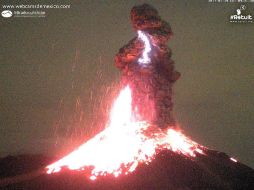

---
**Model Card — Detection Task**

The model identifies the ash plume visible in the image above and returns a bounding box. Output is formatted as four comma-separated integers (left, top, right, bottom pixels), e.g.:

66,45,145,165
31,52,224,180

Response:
115,4,180,128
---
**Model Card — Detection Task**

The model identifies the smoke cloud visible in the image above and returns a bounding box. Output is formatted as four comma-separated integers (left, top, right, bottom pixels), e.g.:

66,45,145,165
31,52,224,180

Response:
115,4,180,128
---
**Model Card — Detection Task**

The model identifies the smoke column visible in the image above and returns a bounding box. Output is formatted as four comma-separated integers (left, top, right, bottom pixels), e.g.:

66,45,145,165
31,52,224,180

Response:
115,4,180,128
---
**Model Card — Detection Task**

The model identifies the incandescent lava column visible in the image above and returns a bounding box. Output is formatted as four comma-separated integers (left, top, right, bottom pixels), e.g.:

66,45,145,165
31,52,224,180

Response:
115,4,180,129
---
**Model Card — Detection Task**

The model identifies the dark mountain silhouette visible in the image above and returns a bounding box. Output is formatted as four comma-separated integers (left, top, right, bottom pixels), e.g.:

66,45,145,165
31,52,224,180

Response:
0,149,253,190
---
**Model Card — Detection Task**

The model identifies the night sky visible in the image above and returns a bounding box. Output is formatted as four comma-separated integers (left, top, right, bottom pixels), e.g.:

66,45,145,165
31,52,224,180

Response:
0,0,253,167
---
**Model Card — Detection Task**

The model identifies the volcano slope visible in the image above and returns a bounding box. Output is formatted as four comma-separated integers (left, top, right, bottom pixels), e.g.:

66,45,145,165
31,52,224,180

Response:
0,149,253,190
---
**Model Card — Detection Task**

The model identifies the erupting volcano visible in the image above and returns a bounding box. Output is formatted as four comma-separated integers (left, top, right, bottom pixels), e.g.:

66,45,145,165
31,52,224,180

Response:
46,4,203,180
1,4,253,190
46,86,204,180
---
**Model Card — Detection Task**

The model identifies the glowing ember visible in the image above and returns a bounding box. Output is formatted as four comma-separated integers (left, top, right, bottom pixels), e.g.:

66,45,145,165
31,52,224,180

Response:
137,30,151,65
230,157,237,163
46,86,204,180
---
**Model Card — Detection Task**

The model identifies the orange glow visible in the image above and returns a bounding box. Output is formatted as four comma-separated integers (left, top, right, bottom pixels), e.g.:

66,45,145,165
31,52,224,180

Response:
230,157,237,163
46,86,204,180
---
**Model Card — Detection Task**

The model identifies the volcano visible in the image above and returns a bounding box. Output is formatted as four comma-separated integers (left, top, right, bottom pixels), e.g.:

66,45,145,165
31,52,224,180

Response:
0,150,253,190
0,3,253,190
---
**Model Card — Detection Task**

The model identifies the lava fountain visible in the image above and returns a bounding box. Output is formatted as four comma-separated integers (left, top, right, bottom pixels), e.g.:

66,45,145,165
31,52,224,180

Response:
46,4,205,180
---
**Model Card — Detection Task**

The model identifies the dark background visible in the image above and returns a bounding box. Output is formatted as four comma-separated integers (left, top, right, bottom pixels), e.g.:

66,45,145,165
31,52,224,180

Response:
0,0,253,167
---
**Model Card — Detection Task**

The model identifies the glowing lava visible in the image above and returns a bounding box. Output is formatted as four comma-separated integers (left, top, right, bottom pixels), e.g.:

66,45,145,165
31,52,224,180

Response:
46,86,204,180
230,157,238,163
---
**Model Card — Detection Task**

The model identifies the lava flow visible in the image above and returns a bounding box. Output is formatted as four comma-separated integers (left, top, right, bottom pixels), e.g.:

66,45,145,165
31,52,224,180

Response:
46,85,204,180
